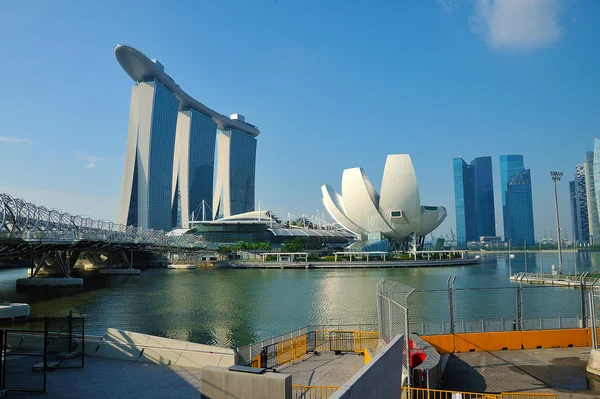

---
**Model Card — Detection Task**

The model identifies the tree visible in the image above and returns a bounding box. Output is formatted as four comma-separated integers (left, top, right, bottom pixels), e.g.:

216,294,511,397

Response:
216,245,231,261
282,238,305,253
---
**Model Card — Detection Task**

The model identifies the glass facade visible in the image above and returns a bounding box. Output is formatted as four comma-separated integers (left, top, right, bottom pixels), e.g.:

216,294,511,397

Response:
570,181,579,243
505,169,535,245
575,164,590,243
453,156,495,249
188,110,217,221
147,81,179,231
472,157,496,237
227,129,257,216
172,109,217,226
592,142,600,244
500,155,525,241
453,158,476,248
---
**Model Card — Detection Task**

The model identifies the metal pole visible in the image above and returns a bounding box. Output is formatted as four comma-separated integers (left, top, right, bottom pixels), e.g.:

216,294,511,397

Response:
551,171,564,274
590,292,597,349
508,239,512,277
539,242,543,277
524,240,527,273
581,272,589,328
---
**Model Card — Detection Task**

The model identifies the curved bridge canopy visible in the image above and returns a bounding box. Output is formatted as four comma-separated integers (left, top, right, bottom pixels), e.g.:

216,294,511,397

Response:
0,193,207,251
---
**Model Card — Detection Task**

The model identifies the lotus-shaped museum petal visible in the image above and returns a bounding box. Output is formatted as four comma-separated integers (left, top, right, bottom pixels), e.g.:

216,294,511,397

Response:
321,154,446,242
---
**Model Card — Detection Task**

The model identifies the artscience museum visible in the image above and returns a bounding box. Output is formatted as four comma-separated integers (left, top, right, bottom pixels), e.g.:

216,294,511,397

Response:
321,154,447,251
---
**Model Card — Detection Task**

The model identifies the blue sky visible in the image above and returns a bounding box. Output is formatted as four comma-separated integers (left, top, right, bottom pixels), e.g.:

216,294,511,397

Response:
0,0,598,240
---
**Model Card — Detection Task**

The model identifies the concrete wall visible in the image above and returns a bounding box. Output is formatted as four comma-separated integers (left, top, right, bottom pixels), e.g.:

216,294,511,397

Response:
200,366,291,399
329,334,404,399
90,328,236,368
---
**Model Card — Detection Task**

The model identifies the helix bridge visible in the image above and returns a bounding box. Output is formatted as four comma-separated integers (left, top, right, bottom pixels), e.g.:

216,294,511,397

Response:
0,193,208,279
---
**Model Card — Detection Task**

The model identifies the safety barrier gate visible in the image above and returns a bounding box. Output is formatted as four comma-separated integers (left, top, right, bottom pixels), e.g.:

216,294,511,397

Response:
251,330,379,369
404,387,557,399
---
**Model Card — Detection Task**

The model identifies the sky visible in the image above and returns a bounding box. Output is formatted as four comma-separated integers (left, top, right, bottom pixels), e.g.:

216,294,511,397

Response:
0,0,599,241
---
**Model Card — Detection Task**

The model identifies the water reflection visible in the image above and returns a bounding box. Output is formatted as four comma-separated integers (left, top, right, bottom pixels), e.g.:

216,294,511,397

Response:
0,252,595,348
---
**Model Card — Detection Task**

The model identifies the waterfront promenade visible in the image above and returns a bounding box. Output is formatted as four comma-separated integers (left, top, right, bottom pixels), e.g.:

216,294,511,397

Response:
219,258,480,269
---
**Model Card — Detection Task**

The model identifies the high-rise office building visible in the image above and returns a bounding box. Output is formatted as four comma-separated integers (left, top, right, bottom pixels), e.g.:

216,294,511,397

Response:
114,44,260,230
593,140,600,244
117,80,179,231
453,156,496,248
574,164,590,243
500,155,534,244
500,155,525,242
171,110,217,227
504,169,535,245
213,122,258,219
584,151,600,244
570,181,579,243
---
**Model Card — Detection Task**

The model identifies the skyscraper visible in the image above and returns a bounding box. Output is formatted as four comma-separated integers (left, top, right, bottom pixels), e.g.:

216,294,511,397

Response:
171,110,217,227
593,140,600,245
453,156,496,248
570,181,579,243
114,44,260,230
584,151,600,244
504,169,535,245
453,158,476,248
213,122,258,219
500,155,534,244
117,80,179,231
574,164,590,243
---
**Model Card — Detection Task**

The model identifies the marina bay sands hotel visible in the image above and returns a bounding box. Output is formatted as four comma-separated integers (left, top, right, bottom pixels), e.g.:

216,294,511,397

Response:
114,45,260,231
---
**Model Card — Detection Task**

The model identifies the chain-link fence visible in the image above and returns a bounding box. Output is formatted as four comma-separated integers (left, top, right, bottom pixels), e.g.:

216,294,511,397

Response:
376,278,414,387
407,276,592,336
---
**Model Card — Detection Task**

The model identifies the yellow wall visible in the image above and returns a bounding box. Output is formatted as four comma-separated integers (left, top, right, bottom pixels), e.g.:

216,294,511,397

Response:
423,328,591,353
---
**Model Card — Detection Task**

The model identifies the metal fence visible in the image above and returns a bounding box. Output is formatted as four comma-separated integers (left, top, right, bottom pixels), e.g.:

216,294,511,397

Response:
406,275,592,336
0,311,85,393
404,387,556,399
236,323,378,366
2,328,48,392
376,278,413,387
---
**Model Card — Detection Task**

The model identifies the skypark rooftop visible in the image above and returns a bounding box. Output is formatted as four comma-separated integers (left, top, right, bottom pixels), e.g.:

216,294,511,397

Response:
114,44,259,137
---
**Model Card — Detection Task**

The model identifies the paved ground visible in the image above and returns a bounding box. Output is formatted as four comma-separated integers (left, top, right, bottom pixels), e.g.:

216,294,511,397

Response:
8,356,203,398
276,351,365,387
443,347,600,398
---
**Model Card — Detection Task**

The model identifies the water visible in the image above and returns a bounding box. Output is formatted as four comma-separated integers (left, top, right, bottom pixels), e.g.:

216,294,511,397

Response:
0,251,598,348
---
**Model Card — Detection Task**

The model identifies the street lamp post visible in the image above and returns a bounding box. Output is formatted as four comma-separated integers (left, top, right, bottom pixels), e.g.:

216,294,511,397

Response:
550,171,564,275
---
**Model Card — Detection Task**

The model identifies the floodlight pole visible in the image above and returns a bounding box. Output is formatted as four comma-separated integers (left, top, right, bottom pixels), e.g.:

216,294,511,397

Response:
551,171,564,275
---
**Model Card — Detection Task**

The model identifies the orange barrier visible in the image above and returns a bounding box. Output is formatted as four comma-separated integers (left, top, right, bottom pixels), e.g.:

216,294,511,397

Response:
454,331,522,353
423,328,591,353
521,328,589,349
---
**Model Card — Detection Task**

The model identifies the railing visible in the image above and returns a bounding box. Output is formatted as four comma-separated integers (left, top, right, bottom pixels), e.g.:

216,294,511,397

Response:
252,329,380,370
292,384,339,399
403,387,556,399
237,323,378,365
0,193,208,249
411,316,583,336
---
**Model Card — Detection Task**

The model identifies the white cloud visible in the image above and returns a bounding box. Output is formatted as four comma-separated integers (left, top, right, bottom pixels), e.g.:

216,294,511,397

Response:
438,0,457,13
0,136,36,144
75,151,105,169
470,0,563,51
